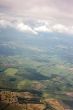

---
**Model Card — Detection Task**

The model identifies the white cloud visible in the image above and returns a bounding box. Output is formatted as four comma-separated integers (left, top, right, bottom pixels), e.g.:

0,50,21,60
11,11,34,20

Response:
0,19,37,34
52,24,69,33
37,19,51,26
0,19,73,35
34,25,52,32
68,26,73,34
0,19,12,28
16,22,37,34
34,23,70,34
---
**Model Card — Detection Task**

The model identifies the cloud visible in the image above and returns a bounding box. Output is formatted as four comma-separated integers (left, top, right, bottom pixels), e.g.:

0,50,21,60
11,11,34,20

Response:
0,19,73,35
0,0,73,25
16,22,37,34
34,25,52,33
52,24,68,33
0,19,37,34
33,23,73,35
0,19,11,27
33,22,70,34
0,0,73,36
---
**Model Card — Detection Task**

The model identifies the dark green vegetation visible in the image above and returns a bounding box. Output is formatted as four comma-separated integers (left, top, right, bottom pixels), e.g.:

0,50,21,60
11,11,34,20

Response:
62,100,73,109
0,102,9,110
0,28,73,109
0,55,73,93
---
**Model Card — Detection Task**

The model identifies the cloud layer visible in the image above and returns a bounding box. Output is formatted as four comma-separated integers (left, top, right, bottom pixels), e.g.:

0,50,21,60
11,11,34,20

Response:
0,19,73,35
0,0,73,35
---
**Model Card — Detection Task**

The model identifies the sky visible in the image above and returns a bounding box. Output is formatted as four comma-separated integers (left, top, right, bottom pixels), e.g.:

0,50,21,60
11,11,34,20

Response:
0,0,73,35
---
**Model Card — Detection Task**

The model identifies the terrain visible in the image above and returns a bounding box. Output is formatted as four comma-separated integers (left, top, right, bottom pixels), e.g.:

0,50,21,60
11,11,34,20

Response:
0,28,73,109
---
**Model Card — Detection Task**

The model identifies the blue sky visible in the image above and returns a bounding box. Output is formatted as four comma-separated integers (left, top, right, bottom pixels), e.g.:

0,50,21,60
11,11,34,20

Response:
0,0,73,35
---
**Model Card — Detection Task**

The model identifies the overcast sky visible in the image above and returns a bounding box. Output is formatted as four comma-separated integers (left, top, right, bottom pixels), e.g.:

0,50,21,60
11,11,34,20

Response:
0,0,73,34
